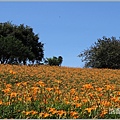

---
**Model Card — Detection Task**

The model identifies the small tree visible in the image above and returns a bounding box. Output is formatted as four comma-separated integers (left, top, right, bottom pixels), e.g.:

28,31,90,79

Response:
78,36,120,69
45,56,63,66
58,56,63,66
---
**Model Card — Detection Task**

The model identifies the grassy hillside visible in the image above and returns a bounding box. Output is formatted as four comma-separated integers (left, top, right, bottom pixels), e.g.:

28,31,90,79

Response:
0,64,120,118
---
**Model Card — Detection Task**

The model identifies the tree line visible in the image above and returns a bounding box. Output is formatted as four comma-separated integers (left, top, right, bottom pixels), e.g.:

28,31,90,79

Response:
0,21,120,69
0,21,63,66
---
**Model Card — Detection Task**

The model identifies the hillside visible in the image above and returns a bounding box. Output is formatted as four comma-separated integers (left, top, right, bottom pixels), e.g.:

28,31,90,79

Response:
0,64,120,118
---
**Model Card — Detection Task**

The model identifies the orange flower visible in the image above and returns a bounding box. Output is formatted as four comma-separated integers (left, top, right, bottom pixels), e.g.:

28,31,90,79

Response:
73,96,79,101
10,92,17,98
54,80,62,84
100,109,108,117
43,113,50,118
6,84,12,88
51,110,58,115
81,98,88,103
39,112,50,118
45,87,53,92
70,111,78,117
65,101,70,104
18,98,22,101
57,110,66,117
85,107,93,113
0,100,3,105
9,70,13,74
2,88,11,93
39,112,44,117
30,110,38,115
75,103,82,108
98,93,103,97
22,82,27,86
49,108,56,113
55,89,62,94
110,85,115,90
16,82,21,87
100,101,111,107
25,111,31,115
48,108,58,115
37,81,46,87
83,84,93,89
9,70,16,74
105,85,114,91
88,93,94,98
96,87,103,92
117,92,120,96
70,88,76,94
91,105,98,110
31,87,40,94
111,97,120,102
73,115,79,119
31,87,39,90
26,97,32,102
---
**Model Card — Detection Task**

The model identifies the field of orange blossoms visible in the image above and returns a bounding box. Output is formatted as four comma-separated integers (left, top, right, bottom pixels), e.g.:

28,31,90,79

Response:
0,64,120,118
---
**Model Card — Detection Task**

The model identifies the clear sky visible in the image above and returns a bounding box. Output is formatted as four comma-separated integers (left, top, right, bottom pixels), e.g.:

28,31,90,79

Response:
0,2,120,67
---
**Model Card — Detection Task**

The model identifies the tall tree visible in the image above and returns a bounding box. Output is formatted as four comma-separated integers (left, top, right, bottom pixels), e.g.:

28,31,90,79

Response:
0,21,44,65
78,36,120,69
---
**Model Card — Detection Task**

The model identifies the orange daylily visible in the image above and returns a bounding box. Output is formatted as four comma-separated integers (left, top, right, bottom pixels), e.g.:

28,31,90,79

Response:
2,88,11,93
70,111,79,117
83,84,93,89
85,107,94,113
0,100,3,105
10,92,17,98
57,110,66,116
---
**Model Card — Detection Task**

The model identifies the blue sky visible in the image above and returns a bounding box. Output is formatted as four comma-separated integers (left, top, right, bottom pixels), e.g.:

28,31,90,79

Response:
0,2,120,67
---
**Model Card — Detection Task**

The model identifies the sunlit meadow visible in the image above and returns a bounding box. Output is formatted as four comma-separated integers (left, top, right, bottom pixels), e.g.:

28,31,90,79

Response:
0,64,120,118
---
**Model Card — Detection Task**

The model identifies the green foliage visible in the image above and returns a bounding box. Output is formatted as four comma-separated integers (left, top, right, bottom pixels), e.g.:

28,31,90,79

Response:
45,56,63,66
0,21,44,65
78,36,120,69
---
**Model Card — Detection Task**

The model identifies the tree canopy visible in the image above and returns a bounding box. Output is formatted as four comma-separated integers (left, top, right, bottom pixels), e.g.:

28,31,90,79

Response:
0,21,44,65
78,36,120,69
44,56,63,66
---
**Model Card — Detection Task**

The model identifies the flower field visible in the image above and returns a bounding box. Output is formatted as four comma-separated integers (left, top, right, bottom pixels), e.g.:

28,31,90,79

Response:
0,64,120,118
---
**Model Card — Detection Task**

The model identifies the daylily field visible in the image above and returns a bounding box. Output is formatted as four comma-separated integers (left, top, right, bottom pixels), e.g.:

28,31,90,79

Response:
0,64,120,118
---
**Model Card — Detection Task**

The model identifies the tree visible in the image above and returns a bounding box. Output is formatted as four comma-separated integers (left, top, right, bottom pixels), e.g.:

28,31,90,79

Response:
0,36,33,64
78,36,120,69
0,21,44,65
58,56,63,66
45,56,63,66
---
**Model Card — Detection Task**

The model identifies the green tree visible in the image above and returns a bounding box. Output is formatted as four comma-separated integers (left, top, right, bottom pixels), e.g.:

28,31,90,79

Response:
78,36,120,69
58,56,63,66
45,56,63,66
0,21,44,65
0,36,33,64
